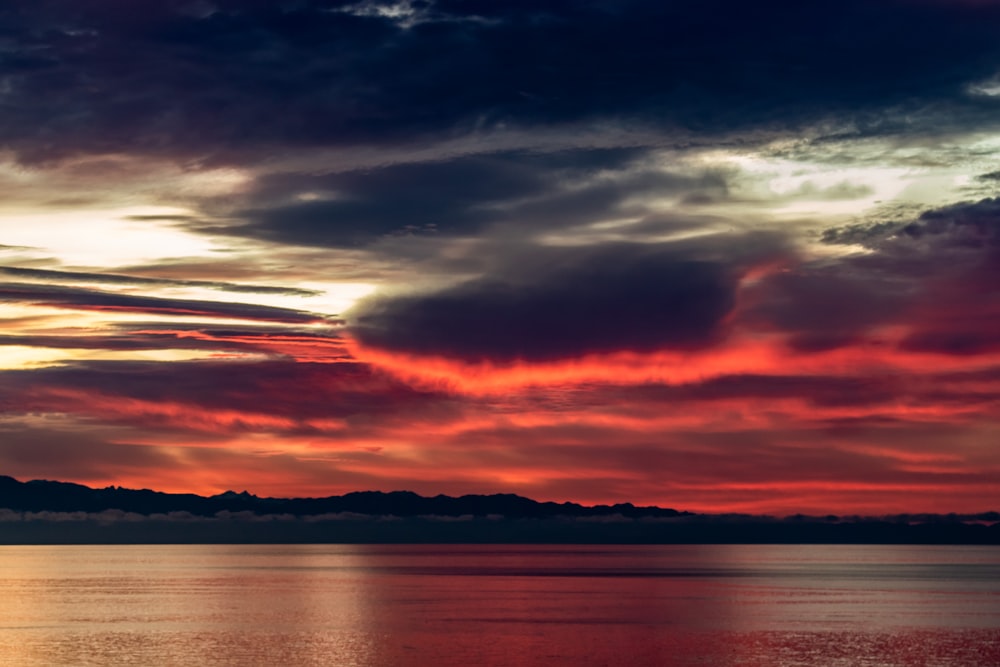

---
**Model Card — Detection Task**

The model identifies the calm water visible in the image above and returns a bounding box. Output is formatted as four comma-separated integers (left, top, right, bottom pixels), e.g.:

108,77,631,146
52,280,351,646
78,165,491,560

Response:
1,544,998,666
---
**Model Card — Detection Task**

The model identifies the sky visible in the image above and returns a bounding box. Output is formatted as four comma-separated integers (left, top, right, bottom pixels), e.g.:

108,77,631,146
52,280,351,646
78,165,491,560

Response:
2,0,1000,515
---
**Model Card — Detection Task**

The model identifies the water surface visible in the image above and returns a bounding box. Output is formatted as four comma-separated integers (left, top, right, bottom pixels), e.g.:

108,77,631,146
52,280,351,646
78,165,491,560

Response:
2,544,998,666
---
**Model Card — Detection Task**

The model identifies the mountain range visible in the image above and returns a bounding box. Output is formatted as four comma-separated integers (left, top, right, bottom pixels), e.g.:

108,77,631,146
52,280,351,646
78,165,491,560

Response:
1,476,997,544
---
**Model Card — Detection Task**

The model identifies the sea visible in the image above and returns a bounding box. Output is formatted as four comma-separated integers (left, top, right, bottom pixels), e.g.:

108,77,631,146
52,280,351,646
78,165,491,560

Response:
1,544,998,666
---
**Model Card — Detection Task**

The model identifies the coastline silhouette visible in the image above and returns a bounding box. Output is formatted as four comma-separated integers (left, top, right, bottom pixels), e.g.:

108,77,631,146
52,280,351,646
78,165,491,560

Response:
2,475,996,545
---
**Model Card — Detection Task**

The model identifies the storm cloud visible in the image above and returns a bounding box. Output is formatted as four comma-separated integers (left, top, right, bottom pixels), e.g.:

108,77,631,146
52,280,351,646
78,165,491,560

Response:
351,244,754,362
2,0,1000,166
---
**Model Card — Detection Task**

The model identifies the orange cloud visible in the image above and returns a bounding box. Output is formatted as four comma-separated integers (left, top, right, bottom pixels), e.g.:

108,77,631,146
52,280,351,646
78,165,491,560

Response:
346,329,1000,395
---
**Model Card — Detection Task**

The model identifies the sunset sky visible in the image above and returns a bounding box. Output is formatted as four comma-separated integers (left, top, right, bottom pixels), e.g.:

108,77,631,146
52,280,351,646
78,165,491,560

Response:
3,0,1000,515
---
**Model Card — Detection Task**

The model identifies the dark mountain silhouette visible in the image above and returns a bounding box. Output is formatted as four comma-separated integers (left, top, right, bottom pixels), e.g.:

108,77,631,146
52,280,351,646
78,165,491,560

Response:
0,475,688,519
1,475,997,544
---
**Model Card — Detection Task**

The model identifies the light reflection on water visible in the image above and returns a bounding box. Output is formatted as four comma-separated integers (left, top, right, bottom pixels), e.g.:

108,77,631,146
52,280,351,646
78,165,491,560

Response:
1,544,998,666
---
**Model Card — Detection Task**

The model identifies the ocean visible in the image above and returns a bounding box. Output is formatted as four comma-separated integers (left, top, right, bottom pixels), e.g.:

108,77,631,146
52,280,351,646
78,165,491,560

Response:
2,544,998,666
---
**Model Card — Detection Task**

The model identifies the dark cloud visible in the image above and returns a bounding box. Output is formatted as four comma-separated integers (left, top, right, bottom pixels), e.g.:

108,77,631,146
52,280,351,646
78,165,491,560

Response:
819,220,910,246
627,369,1000,420
613,374,905,410
824,198,1000,251
0,359,453,430
0,265,321,297
349,242,773,362
0,281,330,323
0,333,232,352
900,329,1000,356
213,148,729,247
744,264,912,352
225,149,639,245
0,326,347,360
895,197,1000,247
3,0,1000,165
759,198,1000,354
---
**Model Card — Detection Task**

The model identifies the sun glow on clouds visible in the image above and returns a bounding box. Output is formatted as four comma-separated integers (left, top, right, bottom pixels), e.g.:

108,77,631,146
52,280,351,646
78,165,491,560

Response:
297,282,377,318
702,134,1000,223
347,332,1000,397
132,281,375,318
712,153,915,217
3,206,218,265
0,346,230,369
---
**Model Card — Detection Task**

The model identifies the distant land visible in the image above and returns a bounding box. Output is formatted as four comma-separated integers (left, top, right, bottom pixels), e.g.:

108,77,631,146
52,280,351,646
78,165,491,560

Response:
1,476,998,544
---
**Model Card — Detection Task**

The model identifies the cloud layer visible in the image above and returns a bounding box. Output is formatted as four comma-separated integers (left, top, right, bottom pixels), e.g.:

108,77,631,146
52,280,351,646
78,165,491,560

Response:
4,0,1000,165
1,0,999,515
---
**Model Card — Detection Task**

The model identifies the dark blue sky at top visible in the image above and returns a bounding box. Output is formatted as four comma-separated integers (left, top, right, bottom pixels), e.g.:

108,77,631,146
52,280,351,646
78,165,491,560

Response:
3,0,1000,162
